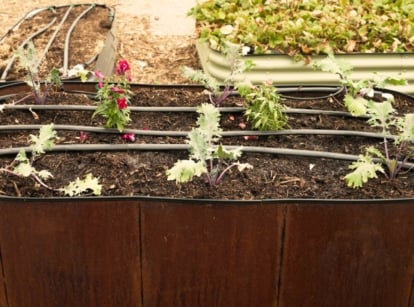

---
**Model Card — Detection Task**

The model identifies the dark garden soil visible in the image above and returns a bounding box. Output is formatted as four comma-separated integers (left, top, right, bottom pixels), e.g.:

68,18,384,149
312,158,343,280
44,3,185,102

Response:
0,85,413,199
0,4,113,81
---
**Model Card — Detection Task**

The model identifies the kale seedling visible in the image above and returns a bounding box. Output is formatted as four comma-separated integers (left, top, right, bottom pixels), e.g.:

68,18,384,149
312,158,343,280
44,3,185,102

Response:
182,42,254,106
344,99,414,188
0,124,102,196
238,80,288,131
166,103,252,186
15,41,62,104
312,54,406,116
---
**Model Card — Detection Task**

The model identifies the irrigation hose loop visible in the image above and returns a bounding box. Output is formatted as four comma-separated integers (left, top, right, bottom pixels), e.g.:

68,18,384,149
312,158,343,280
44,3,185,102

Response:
279,86,345,100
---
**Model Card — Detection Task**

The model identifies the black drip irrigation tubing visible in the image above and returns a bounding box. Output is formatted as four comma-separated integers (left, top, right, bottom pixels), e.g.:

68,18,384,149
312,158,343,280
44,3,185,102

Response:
62,4,99,77
38,6,74,66
0,124,396,140
0,143,412,170
0,7,50,43
0,104,369,119
278,85,345,100
0,82,406,107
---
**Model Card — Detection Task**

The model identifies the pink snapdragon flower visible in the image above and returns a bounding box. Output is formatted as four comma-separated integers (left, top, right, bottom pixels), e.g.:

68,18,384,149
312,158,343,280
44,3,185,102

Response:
117,97,128,110
95,70,105,88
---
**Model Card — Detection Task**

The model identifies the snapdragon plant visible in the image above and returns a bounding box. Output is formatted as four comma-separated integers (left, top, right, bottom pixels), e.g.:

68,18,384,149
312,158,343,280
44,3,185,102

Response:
166,103,252,186
312,54,406,116
16,41,62,104
93,59,133,132
0,124,102,196
344,100,414,188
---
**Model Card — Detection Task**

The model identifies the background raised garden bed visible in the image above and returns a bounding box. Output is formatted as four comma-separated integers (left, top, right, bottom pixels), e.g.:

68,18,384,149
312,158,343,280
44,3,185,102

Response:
196,41,414,94
191,0,414,94
0,4,116,81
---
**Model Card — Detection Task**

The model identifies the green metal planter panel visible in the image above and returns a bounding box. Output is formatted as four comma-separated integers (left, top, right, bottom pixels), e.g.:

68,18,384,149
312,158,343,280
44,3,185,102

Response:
197,41,414,94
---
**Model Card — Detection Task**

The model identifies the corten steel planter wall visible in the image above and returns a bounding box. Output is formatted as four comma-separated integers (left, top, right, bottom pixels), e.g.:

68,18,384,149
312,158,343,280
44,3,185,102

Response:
196,41,414,94
1,198,414,307
0,82,414,307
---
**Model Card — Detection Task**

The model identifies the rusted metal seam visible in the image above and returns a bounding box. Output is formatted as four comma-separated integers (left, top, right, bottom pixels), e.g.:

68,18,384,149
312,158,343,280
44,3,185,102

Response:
0,247,10,307
275,205,288,307
138,205,144,307
407,275,414,307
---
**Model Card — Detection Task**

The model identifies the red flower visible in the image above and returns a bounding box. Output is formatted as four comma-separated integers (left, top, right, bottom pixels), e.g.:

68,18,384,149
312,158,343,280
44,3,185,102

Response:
116,59,130,75
111,86,124,94
117,97,128,110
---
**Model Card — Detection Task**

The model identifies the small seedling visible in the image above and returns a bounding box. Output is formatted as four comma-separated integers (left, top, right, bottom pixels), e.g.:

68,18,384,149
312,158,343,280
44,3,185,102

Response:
238,80,288,131
0,124,102,196
182,42,254,106
344,100,414,188
15,41,62,104
166,103,252,186
313,54,406,116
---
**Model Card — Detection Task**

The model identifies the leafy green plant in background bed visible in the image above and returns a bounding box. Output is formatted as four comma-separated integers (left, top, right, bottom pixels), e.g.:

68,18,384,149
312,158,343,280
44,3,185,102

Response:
189,0,414,59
